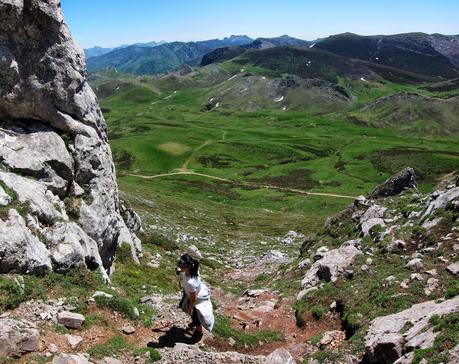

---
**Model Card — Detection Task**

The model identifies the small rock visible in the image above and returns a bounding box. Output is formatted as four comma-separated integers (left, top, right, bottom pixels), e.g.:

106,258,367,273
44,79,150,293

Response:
447,262,459,275
52,353,92,364
65,334,83,349
410,273,424,281
245,289,266,297
361,264,370,272
424,278,440,296
97,357,123,364
122,325,136,335
400,279,410,289
57,311,85,329
406,258,423,272
366,258,373,265
133,307,140,318
265,348,296,364
48,343,59,353
453,244,459,251
383,276,397,287
343,269,354,279
298,259,311,270
228,337,236,347
92,291,113,299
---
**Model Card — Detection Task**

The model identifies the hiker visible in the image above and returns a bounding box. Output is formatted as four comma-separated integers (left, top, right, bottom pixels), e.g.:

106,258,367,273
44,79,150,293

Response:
176,246,214,337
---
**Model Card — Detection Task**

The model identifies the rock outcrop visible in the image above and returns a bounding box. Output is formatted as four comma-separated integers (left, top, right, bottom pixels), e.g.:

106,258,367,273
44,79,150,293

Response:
0,318,40,357
363,295,459,364
297,245,362,300
0,0,141,276
370,167,416,199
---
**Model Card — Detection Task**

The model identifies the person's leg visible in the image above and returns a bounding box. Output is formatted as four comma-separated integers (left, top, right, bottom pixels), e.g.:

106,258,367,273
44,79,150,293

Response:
192,308,203,334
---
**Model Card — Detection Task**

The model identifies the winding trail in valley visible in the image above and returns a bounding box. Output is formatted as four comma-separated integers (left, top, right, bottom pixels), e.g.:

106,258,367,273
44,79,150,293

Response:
126,171,357,200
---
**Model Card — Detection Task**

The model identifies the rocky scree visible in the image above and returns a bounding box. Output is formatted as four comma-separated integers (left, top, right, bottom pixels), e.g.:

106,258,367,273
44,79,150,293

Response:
0,0,141,278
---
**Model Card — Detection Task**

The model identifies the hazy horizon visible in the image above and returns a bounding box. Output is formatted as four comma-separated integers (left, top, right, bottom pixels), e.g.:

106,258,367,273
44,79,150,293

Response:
61,0,459,49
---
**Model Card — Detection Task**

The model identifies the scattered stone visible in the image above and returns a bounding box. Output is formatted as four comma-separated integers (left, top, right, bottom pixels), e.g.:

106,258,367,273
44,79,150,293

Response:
424,278,440,296
406,258,423,272
361,264,370,272
297,259,311,270
426,269,437,276
400,279,410,289
245,289,266,297
0,318,40,357
52,353,93,364
122,324,136,335
410,273,424,281
92,291,114,299
446,262,459,275
366,258,373,265
265,348,296,364
383,276,397,287
97,357,123,364
65,334,83,349
58,311,85,329
48,344,59,353
453,243,459,251
133,307,140,318
319,330,346,349
228,337,236,347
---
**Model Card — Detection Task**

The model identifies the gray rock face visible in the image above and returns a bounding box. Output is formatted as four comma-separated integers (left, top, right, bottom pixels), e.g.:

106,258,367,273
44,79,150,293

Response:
297,245,362,300
363,296,459,364
0,209,52,274
0,318,40,357
422,186,459,220
0,0,141,275
370,167,417,199
0,184,12,206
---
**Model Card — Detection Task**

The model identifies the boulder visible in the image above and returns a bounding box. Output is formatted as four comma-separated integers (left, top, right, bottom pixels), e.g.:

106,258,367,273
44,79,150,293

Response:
0,171,64,224
96,358,123,364
406,258,423,272
264,348,296,364
370,167,417,199
58,311,85,329
53,354,93,364
43,222,104,273
0,125,74,197
298,245,362,300
363,296,459,364
0,318,40,357
0,209,52,274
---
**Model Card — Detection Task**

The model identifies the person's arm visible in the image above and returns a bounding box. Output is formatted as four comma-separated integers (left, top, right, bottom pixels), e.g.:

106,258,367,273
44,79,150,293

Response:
187,291,197,314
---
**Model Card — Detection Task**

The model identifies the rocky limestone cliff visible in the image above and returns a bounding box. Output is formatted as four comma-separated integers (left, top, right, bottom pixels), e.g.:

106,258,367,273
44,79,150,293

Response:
0,0,141,278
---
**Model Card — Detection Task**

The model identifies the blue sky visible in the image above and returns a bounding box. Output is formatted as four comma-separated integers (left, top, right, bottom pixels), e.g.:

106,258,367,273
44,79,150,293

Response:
61,0,459,48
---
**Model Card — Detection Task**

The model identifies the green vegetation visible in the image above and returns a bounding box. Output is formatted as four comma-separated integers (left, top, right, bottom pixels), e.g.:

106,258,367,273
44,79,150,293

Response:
213,315,284,348
413,312,459,364
87,335,131,359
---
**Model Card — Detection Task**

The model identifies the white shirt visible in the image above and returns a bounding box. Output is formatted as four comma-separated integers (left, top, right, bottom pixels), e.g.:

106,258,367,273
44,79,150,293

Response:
181,273,210,299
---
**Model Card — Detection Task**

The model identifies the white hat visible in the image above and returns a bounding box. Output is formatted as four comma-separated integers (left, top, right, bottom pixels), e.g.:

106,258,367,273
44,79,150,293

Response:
186,245,203,260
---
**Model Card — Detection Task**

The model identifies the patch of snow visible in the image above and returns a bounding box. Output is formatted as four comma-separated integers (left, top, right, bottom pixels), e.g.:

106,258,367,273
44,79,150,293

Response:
262,76,266,80
240,68,245,72
215,102,220,108
227,74,238,82
360,77,367,82
209,97,214,103
282,106,288,111
375,57,379,60
274,96,284,103
115,86,120,90
309,43,316,48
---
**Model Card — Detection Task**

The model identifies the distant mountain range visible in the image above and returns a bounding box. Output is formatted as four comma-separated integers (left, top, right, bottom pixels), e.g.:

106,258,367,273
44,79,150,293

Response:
84,40,168,59
86,32,459,81
86,35,253,74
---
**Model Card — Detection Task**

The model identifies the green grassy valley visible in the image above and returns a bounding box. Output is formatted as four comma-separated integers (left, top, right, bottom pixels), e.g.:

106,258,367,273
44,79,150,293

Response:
91,62,459,258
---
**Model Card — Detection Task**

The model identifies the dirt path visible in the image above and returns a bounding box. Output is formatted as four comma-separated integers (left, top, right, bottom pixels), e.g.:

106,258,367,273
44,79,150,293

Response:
127,171,357,200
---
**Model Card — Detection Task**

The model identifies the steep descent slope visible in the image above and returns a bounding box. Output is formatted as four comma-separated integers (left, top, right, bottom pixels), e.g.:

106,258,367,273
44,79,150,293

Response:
0,0,141,277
